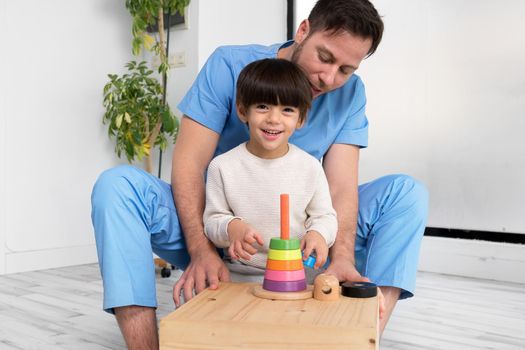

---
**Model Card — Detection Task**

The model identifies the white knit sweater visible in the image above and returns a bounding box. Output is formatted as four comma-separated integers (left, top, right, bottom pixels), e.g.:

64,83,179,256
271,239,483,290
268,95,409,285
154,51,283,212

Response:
203,143,337,270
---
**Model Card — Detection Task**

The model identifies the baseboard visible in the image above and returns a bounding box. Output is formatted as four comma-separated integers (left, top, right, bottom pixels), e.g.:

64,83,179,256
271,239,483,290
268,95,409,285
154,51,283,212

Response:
425,227,525,244
3,244,98,275
418,236,525,284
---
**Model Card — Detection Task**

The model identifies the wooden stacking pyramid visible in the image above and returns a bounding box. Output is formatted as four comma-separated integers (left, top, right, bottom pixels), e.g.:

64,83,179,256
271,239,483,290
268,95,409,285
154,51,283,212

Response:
262,194,307,292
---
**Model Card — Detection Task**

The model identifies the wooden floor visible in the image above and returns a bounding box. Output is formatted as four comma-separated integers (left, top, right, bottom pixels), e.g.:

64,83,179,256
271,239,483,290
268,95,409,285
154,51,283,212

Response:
0,263,524,349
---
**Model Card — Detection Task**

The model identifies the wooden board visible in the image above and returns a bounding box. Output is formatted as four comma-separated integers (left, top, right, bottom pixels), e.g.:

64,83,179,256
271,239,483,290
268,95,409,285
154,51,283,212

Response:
160,282,378,349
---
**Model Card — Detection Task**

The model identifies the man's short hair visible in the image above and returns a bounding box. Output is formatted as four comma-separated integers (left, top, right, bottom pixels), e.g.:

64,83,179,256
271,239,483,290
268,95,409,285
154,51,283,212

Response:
308,0,384,57
236,58,312,123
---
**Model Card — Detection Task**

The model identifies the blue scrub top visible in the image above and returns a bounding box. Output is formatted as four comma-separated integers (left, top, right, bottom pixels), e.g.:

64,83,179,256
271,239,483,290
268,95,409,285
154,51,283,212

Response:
178,41,369,161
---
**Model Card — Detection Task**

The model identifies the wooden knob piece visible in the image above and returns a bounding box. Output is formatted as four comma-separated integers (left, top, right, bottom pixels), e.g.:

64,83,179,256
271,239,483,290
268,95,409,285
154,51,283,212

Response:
313,274,340,301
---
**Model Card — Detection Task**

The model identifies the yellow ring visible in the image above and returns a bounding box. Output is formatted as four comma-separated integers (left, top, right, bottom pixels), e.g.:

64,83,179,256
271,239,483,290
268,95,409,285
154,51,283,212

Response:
267,249,302,261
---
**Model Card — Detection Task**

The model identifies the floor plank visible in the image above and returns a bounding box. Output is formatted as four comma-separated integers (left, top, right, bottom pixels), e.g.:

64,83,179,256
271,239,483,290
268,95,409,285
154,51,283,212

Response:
0,264,524,349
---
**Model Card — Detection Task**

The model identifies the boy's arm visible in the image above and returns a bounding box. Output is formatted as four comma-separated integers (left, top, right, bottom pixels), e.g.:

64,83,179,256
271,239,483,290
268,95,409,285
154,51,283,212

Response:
204,164,263,260
203,158,241,248
322,143,363,282
171,117,230,306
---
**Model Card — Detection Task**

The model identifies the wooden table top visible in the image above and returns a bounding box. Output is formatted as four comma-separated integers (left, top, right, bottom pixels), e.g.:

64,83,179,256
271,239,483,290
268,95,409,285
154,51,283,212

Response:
160,282,378,350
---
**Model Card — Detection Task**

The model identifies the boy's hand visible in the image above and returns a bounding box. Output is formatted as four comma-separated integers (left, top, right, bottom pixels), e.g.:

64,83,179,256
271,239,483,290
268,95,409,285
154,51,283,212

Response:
227,219,264,260
301,230,328,269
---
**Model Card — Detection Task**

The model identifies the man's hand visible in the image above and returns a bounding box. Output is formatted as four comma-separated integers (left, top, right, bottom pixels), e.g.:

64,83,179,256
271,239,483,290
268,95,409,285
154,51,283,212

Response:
227,219,264,260
172,245,230,307
325,256,385,321
324,254,361,282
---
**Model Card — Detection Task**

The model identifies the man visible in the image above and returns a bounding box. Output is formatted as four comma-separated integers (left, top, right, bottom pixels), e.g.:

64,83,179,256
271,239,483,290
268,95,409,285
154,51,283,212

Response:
91,0,428,348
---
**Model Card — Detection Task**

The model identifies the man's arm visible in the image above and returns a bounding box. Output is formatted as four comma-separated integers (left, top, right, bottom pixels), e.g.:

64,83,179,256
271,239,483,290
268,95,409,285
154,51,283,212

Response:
322,143,361,279
304,162,338,248
323,143,386,318
171,116,230,306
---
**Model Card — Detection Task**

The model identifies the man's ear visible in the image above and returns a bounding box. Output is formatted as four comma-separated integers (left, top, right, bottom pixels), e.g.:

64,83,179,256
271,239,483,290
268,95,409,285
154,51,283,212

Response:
236,105,248,123
295,19,310,44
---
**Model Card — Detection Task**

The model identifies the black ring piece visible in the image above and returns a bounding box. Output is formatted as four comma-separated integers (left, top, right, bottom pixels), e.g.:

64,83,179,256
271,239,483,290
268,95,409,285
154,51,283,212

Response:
341,282,377,298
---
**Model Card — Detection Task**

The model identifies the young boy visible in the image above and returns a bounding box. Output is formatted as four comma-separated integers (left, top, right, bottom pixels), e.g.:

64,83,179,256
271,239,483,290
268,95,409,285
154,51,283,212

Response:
203,58,337,277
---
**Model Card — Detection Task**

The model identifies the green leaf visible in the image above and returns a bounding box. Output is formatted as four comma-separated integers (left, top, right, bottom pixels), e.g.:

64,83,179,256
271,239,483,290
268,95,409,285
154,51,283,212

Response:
158,62,169,75
162,109,175,133
102,0,192,166
125,139,134,159
116,114,124,128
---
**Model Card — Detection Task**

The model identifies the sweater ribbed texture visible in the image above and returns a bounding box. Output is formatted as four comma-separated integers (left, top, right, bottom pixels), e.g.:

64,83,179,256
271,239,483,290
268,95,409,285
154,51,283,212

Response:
204,143,337,270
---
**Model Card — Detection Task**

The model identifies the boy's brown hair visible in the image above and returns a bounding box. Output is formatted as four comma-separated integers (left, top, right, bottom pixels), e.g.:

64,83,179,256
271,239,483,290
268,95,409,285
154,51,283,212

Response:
236,58,312,124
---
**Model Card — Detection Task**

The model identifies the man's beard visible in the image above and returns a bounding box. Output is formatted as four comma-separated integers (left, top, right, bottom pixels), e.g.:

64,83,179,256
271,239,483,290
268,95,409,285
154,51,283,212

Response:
290,40,324,98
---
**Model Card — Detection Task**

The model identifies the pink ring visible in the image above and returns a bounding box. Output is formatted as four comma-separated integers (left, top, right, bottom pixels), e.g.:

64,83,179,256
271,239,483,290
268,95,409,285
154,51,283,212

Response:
264,268,305,282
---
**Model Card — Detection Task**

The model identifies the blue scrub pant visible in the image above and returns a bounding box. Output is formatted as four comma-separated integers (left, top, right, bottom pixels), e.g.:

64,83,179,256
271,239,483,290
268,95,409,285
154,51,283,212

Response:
91,165,428,312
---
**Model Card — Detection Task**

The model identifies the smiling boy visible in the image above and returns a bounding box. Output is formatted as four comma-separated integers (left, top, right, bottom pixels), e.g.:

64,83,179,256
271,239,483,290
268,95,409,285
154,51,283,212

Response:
203,58,337,274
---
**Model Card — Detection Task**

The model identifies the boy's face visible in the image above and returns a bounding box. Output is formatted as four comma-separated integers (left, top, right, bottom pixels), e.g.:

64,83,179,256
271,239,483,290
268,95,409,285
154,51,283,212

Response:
290,21,372,98
238,103,302,159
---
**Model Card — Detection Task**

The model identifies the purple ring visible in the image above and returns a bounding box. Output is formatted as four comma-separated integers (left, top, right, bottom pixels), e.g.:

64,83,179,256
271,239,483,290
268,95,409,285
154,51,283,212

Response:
263,278,307,292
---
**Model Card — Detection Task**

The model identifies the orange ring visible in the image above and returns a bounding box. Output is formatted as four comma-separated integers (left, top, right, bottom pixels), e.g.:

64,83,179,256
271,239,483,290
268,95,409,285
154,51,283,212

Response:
266,259,303,271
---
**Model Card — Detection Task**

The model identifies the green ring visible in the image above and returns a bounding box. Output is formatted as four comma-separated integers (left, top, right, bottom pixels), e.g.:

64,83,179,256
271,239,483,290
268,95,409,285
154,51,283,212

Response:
269,238,301,250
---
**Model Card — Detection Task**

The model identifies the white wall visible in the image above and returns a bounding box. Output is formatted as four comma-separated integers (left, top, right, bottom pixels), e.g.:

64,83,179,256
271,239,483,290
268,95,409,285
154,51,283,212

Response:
0,0,287,274
197,0,287,69
0,0,134,274
360,0,525,235
296,0,525,236
0,0,7,274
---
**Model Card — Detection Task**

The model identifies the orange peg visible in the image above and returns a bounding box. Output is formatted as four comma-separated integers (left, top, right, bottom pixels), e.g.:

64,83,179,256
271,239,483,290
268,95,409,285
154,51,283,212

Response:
280,194,289,240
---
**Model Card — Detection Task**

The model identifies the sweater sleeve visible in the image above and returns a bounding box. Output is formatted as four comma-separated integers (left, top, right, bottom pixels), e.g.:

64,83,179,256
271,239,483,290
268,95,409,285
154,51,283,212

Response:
304,164,338,247
203,161,241,248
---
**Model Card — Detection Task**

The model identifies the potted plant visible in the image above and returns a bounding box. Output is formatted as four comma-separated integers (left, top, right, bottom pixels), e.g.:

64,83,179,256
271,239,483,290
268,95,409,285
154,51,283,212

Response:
102,0,190,174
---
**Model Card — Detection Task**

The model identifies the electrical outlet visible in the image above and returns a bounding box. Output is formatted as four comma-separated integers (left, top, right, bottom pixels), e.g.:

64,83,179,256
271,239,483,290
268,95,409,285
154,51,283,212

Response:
170,52,186,68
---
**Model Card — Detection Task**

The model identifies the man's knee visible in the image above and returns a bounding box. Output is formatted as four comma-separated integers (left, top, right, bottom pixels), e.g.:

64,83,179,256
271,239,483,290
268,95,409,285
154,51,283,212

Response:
91,165,147,243
393,175,429,244
395,174,428,205
377,174,429,241
91,165,142,210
